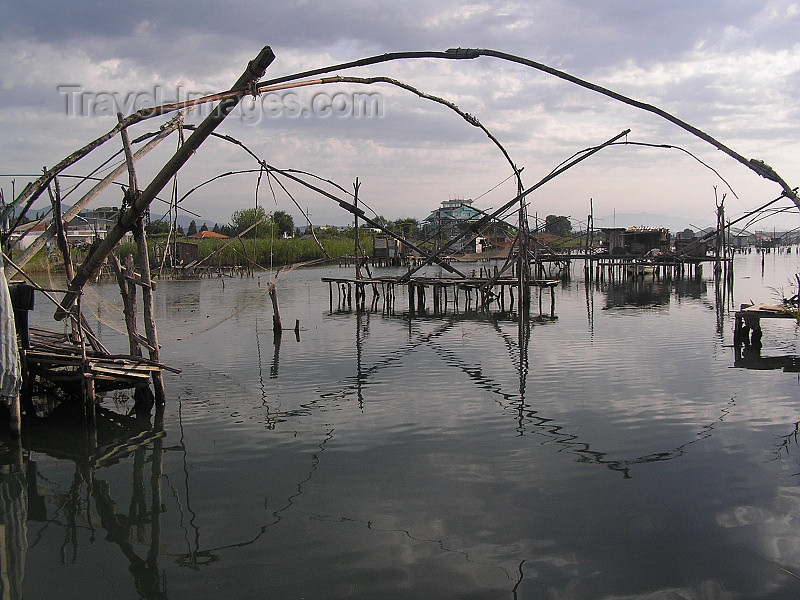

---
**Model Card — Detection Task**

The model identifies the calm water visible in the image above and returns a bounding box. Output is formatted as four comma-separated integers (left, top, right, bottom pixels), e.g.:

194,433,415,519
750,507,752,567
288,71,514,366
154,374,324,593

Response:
7,251,800,599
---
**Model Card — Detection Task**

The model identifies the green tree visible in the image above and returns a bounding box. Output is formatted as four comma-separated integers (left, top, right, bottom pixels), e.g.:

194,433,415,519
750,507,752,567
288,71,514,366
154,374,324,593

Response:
145,220,170,235
231,206,270,237
394,217,419,238
544,215,572,237
272,211,294,237
187,219,197,236
370,215,389,229
200,222,208,233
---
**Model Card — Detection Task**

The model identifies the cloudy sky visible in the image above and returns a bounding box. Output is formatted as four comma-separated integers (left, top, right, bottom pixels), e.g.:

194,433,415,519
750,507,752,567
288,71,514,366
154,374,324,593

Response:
2,1,799,232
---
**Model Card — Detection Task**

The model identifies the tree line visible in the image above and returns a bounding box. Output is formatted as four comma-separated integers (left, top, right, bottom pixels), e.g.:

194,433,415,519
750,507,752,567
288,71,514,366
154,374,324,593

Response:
144,207,295,238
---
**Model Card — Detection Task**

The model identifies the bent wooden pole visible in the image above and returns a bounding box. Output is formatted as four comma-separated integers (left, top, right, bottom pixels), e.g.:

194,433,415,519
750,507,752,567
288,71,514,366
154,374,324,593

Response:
8,118,181,275
55,46,276,319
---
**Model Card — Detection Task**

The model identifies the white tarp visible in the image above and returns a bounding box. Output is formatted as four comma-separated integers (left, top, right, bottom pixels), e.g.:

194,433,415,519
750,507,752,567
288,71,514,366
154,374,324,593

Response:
0,253,21,400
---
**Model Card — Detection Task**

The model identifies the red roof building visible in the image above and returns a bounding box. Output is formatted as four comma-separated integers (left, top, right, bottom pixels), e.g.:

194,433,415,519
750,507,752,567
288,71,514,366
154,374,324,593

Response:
188,231,228,239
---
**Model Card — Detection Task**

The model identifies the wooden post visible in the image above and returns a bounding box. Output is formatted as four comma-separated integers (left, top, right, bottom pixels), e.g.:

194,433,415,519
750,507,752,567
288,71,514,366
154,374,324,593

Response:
109,253,142,357
9,392,21,434
353,178,361,281
49,177,74,281
538,285,543,315
134,219,165,402
269,281,282,332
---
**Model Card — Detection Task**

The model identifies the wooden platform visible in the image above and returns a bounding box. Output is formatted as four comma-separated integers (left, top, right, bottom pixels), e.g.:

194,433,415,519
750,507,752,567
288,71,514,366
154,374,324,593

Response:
322,275,559,316
23,326,179,395
733,303,797,348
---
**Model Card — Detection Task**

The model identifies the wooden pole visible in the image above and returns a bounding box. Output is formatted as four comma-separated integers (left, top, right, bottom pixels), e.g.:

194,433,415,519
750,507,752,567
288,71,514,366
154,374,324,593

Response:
353,178,361,281
48,177,75,282
269,281,283,332
134,219,165,402
109,253,142,357
8,117,181,275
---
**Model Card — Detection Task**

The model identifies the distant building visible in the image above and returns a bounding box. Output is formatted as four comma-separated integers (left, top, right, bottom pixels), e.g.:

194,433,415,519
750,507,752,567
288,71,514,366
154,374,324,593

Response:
422,199,482,234
7,221,47,250
68,206,132,245
373,236,402,265
421,198,508,254
7,206,133,251
601,226,670,256
189,231,228,239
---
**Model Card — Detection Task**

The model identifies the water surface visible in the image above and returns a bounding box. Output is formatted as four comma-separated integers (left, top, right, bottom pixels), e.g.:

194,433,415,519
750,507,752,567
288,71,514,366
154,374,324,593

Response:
10,251,800,599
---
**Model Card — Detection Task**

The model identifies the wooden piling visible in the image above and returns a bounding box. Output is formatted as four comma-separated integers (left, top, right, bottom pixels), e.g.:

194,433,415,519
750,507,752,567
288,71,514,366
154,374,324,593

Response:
134,219,165,403
269,282,283,332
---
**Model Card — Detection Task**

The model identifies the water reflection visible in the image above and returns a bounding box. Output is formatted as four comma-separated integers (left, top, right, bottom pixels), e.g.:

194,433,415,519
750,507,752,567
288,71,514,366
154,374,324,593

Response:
13,256,800,598
0,439,26,600
423,320,736,478
2,401,166,599
734,346,800,372
172,423,334,570
274,297,735,480
599,276,711,310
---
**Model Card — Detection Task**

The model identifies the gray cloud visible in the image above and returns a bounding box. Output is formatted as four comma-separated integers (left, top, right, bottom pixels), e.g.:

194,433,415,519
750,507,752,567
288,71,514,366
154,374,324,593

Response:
2,1,799,227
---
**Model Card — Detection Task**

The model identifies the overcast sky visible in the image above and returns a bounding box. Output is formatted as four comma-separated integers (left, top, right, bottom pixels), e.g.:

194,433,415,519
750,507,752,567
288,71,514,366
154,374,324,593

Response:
2,1,799,232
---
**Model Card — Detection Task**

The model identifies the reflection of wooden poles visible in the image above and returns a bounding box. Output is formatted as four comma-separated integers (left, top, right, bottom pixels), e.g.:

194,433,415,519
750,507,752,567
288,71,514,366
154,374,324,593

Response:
271,329,281,378
148,419,164,584
56,46,276,319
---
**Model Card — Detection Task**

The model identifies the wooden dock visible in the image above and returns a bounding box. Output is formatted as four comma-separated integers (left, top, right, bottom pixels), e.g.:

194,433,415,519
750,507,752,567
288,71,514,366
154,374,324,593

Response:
733,303,797,348
24,326,178,395
322,275,559,317
531,253,725,281
6,279,179,422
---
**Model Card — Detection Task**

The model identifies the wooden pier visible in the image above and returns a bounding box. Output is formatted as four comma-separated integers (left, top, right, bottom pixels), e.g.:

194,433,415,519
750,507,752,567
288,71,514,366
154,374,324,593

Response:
5,280,178,425
24,326,179,398
322,275,559,317
733,303,797,349
532,253,722,282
